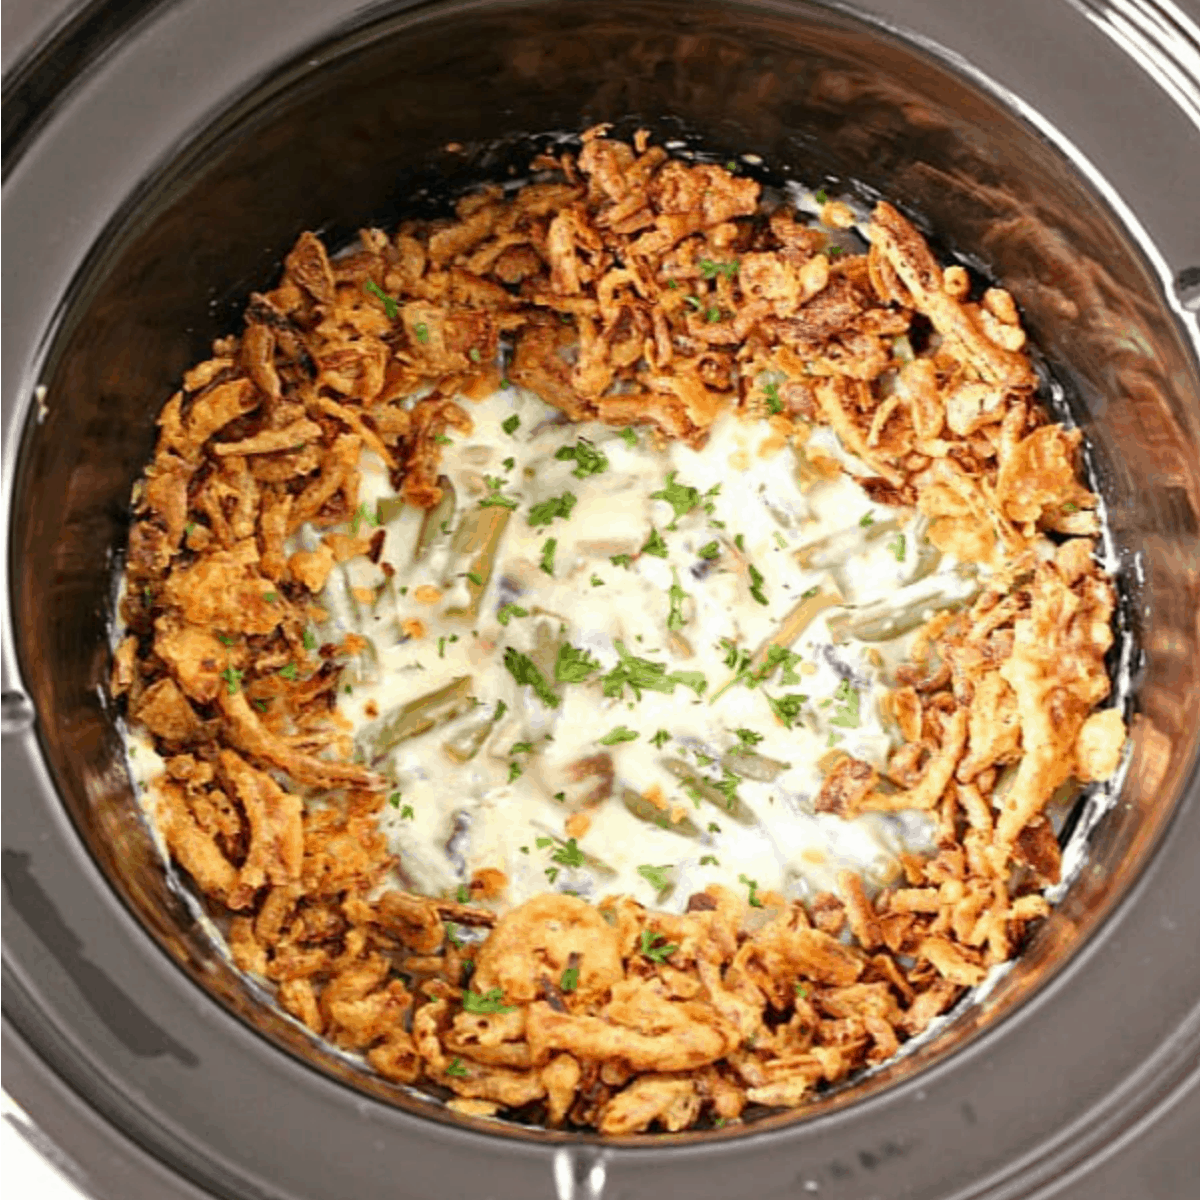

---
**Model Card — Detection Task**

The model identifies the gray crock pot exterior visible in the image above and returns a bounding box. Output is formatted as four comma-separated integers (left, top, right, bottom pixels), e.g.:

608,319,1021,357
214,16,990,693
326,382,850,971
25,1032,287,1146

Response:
3,2,1199,1198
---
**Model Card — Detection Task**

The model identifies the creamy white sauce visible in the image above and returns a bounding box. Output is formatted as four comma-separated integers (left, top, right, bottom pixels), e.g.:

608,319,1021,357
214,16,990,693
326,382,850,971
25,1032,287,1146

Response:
305,388,987,914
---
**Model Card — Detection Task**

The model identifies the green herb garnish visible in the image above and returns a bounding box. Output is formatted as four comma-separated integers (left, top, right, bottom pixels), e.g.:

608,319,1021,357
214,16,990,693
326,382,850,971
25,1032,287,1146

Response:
641,528,669,558
637,864,673,893
599,725,639,745
497,603,529,627
739,874,764,908
528,492,577,528
363,279,398,319
639,928,679,964
539,537,557,575
555,642,601,683
555,439,609,479
502,648,559,708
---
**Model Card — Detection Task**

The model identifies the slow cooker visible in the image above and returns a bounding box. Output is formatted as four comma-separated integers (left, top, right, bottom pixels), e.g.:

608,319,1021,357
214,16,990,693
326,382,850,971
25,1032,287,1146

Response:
4,1,1199,1197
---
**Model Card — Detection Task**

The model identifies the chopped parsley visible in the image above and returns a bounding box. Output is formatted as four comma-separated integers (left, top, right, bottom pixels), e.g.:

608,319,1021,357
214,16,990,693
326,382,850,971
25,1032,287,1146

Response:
610,553,633,569
739,874,764,908
388,792,402,808
509,741,534,755
555,438,609,479
278,662,298,681
639,928,678,964
414,322,430,344
795,982,810,999
555,642,601,683
560,965,580,993
698,540,721,560
767,692,808,729
651,471,703,529
507,761,523,782
601,641,707,701
814,188,828,205
801,585,820,600
456,884,470,903
479,476,519,510
641,527,669,558
302,628,318,651
756,644,803,686
497,602,529,626
400,804,414,820
733,728,764,752
888,533,907,561
466,571,483,586
599,725,639,745
220,664,244,695
637,864,673,893
468,346,482,363
748,563,769,606
539,537,557,575
445,1057,469,1077
666,569,688,631
700,854,719,866
527,491,577,527
349,502,379,536
762,380,783,414
721,638,752,674
501,413,520,435
716,768,742,811
590,574,605,587
502,648,559,708
493,699,508,721
363,279,398,319
619,427,638,447
859,511,875,528
829,679,861,728
444,921,463,948
551,838,586,868
698,258,739,280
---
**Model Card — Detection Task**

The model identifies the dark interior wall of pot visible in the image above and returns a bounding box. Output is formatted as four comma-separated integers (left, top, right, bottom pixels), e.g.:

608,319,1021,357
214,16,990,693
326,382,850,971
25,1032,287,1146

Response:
10,0,1199,1120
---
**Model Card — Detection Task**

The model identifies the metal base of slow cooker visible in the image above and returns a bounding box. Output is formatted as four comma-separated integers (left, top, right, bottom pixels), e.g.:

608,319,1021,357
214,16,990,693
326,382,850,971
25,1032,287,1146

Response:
4,2,1199,1197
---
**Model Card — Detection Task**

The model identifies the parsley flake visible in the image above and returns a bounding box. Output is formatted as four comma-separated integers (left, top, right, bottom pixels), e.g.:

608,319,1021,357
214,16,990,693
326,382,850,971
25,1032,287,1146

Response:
599,725,639,745
651,729,672,748
739,874,764,908
667,569,688,631
445,1057,469,1077
555,438,609,479
829,678,861,728
527,492,577,528
555,642,600,683
888,533,907,561
637,864,673,893
479,476,518,510
698,541,721,560
560,965,579,993
278,662,298,681
651,471,703,529
619,427,638,447
539,537,557,575
363,279,398,319
639,929,678,964
641,528,669,558
767,692,808,728
502,413,520,435
497,602,528,626
502,648,559,708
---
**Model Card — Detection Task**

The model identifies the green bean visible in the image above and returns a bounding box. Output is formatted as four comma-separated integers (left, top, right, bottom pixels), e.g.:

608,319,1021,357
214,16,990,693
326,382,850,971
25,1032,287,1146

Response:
444,506,511,618
620,787,705,839
413,476,457,562
826,570,980,644
442,704,501,764
719,750,790,783
357,675,475,763
662,757,758,826
794,518,901,569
